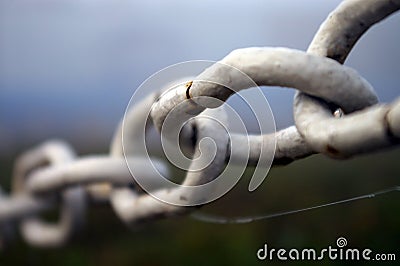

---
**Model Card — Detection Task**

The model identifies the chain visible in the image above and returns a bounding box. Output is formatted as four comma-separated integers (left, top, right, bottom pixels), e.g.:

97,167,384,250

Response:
1,0,400,248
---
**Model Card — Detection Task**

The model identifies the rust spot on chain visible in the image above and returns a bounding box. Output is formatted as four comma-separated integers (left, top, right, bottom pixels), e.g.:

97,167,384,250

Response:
185,81,193,99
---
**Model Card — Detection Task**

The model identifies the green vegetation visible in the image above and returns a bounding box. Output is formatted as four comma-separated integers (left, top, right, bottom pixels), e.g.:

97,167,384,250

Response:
0,148,399,265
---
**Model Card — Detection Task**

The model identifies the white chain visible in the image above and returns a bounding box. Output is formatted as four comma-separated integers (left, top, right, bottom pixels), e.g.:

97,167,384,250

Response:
1,0,399,248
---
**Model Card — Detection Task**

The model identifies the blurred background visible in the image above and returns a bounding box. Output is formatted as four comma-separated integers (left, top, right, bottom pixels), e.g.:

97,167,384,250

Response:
0,0,399,265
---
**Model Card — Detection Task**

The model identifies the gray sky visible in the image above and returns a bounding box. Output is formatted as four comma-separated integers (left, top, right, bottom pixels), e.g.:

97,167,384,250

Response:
0,0,399,155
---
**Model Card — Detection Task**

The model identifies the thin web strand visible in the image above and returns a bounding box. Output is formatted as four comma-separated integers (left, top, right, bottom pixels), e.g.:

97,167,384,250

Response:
191,186,400,224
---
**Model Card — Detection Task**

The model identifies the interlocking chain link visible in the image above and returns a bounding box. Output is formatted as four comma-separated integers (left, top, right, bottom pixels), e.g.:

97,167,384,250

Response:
1,0,399,248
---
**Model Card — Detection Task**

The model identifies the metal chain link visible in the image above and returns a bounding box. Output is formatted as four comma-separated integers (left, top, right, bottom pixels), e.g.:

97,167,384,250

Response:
1,0,399,248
